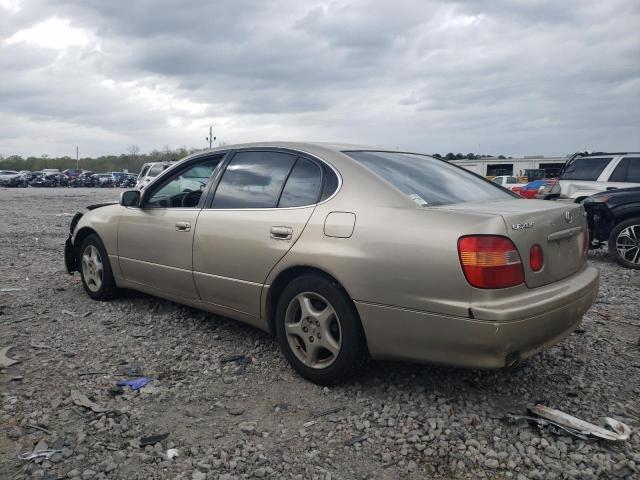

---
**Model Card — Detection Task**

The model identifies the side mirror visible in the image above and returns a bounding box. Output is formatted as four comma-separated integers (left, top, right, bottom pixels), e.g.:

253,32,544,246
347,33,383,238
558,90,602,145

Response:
120,189,141,207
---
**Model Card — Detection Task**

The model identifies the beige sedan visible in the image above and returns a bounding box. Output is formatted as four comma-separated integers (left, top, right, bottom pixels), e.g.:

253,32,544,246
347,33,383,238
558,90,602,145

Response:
64,142,599,384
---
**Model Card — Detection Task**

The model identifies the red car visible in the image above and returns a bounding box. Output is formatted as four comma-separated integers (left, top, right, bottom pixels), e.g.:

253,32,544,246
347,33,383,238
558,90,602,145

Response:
513,179,558,199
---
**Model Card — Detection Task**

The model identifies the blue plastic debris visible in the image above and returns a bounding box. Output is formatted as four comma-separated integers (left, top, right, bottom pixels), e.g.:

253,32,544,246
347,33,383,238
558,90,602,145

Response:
117,377,151,390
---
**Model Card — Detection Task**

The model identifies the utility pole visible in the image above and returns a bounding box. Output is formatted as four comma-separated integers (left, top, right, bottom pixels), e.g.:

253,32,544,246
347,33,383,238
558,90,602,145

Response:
206,125,216,149
76,146,79,170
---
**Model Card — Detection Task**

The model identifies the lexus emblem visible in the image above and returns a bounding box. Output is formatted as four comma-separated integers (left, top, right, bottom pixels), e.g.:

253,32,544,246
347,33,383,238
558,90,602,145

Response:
565,211,573,224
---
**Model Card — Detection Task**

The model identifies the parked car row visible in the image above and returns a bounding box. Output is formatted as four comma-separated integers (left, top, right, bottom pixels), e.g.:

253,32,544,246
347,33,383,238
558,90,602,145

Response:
492,152,640,269
0,169,138,188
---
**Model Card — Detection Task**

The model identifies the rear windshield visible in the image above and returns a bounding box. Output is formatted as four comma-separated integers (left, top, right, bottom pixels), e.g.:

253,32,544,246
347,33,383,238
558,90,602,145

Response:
148,164,165,177
561,157,611,181
345,151,514,206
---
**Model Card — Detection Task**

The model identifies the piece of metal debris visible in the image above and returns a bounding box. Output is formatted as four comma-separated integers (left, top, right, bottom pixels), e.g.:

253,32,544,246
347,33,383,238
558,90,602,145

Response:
314,407,344,418
61,309,92,318
220,354,250,364
530,405,631,441
25,424,52,435
70,390,109,413
0,346,19,368
508,404,631,441
166,448,179,460
344,434,368,446
139,432,169,447
18,450,62,461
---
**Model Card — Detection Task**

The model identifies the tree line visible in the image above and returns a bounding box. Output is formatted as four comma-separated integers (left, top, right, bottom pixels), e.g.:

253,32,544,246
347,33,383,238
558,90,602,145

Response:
0,147,510,173
0,146,199,173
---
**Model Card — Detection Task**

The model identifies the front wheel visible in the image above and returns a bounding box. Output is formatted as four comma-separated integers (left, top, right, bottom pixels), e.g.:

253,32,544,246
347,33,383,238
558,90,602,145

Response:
79,234,119,300
275,274,367,385
608,217,640,269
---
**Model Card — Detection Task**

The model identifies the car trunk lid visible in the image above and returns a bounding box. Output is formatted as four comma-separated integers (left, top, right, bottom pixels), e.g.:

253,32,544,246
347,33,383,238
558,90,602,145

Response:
437,199,587,288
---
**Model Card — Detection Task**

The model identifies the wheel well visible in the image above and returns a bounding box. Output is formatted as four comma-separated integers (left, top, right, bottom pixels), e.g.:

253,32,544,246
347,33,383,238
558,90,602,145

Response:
614,212,640,225
266,266,356,335
73,227,98,259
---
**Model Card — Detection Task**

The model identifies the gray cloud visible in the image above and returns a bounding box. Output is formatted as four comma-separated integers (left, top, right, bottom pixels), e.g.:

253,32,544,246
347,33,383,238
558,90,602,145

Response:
0,0,638,157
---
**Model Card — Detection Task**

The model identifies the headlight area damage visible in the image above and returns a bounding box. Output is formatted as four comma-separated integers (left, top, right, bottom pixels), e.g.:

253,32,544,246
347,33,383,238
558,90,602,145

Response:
64,202,116,274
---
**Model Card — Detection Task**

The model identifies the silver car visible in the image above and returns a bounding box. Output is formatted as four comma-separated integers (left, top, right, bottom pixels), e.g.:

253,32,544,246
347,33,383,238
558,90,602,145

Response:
64,142,599,384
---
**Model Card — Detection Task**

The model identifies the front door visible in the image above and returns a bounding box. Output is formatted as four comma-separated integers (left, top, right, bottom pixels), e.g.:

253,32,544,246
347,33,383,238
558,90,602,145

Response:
118,156,223,299
193,150,323,316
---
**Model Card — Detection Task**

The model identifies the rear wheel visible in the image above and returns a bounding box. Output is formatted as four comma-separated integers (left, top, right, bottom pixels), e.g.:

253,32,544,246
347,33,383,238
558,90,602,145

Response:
608,217,640,269
275,274,367,385
79,234,119,300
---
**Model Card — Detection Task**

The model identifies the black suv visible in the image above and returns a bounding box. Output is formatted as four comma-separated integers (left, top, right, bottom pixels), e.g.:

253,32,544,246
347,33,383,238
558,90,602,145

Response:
584,187,640,269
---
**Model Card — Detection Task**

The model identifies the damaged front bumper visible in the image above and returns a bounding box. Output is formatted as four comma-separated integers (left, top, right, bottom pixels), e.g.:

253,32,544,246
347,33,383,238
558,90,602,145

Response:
64,211,84,274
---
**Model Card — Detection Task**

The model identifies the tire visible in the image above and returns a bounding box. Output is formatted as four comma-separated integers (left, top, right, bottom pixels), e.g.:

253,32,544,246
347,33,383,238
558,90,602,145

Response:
608,217,640,269
275,274,367,385
78,234,119,300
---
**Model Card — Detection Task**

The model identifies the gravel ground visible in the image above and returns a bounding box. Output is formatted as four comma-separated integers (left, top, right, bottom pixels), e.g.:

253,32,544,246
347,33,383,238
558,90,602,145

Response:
1,187,639,480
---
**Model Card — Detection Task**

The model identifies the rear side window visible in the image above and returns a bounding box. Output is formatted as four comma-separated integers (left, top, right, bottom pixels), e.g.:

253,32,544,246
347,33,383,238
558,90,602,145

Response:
507,176,517,184
610,157,640,183
278,158,322,207
212,151,296,208
561,157,611,181
345,151,513,206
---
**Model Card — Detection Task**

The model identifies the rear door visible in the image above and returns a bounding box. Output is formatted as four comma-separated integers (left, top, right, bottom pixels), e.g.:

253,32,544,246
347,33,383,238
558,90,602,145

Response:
604,156,640,189
193,150,323,316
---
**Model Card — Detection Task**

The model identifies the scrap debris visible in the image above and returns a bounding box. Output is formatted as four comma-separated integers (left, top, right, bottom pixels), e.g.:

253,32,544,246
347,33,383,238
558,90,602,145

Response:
117,377,151,390
139,432,169,447
61,309,92,318
70,390,109,413
18,449,62,461
0,346,19,368
344,434,368,446
508,404,631,441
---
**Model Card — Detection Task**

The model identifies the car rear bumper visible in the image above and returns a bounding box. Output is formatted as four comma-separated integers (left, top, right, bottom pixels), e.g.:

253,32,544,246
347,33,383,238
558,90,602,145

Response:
355,266,599,368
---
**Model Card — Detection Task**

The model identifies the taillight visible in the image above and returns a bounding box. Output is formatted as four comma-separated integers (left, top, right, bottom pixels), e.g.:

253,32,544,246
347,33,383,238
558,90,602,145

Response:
458,236,525,289
530,245,544,272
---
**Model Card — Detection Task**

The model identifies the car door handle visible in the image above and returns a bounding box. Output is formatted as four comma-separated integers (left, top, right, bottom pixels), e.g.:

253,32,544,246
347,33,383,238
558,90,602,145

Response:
175,221,191,232
270,226,293,240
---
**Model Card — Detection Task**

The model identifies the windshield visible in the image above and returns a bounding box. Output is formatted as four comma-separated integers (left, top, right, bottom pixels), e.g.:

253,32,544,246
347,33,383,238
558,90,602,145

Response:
345,151,515,206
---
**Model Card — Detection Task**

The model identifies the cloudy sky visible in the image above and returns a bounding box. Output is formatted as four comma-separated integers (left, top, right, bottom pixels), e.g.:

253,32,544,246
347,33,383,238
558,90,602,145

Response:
1,0,639,157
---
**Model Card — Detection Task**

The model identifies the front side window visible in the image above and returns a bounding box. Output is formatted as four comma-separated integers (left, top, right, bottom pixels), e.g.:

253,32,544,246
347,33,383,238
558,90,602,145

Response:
507,176,517,184
345,151,514,206
278,158,322,207
211,151,296,208
491,177,503,184
146,158,220,208
561,157,611,181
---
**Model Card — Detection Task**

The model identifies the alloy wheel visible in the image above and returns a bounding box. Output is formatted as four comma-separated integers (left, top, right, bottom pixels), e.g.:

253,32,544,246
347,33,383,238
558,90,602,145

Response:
82,244,104,292
284,292,342,369
616,224,640,265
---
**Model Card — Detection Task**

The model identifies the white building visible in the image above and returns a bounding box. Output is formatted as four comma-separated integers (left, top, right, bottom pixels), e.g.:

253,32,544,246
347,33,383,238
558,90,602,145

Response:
450,155,567,178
